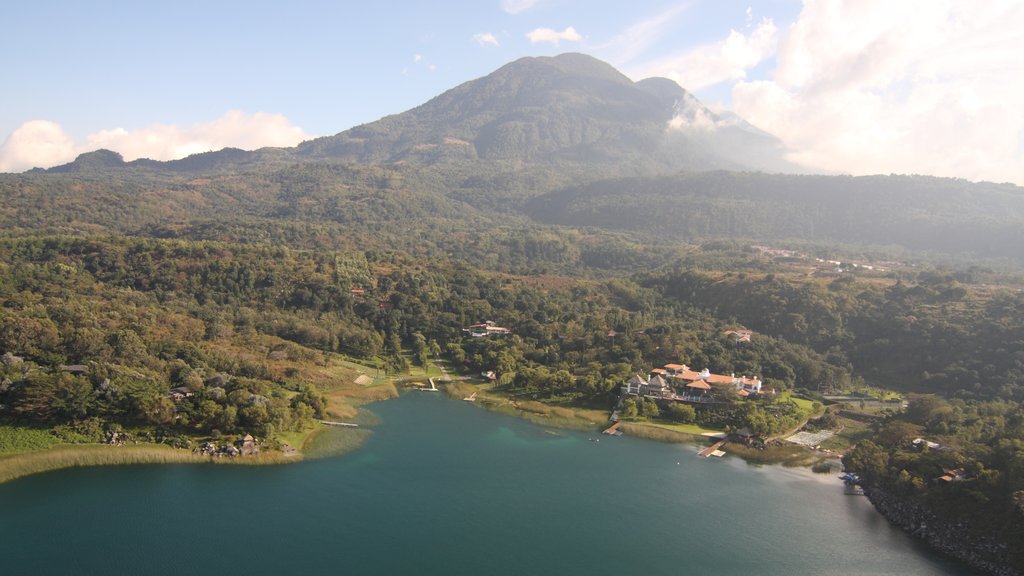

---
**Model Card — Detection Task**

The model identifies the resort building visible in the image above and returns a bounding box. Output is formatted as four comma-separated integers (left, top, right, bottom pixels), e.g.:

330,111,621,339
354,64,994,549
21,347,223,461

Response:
463,321,513,337
621,361,766,403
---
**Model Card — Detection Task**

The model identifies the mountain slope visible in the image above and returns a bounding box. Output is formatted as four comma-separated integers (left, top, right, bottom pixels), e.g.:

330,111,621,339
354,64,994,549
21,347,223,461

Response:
294,53,793,172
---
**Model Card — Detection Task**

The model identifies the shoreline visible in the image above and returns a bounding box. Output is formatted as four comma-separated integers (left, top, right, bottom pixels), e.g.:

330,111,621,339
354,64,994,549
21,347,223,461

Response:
863,484,1021,576
0,443,299,485
0,381,830,484
0,383,395,485
439,381,841,471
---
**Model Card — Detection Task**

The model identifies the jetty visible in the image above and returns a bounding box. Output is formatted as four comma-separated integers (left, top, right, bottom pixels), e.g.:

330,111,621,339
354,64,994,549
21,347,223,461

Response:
602,421,623,436
418,378,438,391
697,439,727,458
463,391,477,402
319,421,359,428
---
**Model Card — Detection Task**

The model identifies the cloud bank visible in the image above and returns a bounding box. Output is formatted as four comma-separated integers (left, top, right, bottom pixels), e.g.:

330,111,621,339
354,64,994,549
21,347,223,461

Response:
527,26,582,45
627,17,778,91
0,111,310,172
731,0,1024,184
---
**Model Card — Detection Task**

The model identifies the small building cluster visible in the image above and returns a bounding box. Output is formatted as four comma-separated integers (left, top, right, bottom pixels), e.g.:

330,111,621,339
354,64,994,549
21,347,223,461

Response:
463,321,512,337
722,329,753,344
912,437,941,450
196,434,260,458
937,468,965,483
622,362,767,403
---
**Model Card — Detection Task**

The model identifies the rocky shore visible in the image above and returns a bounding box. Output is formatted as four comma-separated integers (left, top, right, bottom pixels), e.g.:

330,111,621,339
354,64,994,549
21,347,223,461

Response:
864,485,1020,576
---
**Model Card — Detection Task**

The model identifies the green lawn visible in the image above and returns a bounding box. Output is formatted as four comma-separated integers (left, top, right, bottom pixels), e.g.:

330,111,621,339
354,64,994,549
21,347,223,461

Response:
778,391,818,414
640,420,723,436
0,425,59,455
275,427,321,452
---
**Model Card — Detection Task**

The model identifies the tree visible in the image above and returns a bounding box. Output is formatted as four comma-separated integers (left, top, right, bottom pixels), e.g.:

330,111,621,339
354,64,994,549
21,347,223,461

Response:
640,398,660,418
845,440,890,483
50,373,94,420
876,420,920,447
14,372,93,420
667,402,696,423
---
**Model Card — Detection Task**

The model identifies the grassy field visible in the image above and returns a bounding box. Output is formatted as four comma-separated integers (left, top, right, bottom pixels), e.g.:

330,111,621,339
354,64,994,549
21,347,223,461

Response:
0,425,60,455
0,444,206,484
276,427,319,452
0,442,302,484
817,416,875,453
443,381,610,432
777,391,822,417
635,420,723,436
619,423,696,443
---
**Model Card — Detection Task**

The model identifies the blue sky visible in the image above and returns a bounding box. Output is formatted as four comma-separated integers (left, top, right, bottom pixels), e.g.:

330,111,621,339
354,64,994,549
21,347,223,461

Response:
1,0,1022,185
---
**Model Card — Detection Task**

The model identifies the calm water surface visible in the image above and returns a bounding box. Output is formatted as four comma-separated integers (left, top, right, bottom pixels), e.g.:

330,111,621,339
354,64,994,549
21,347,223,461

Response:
0,392,976,575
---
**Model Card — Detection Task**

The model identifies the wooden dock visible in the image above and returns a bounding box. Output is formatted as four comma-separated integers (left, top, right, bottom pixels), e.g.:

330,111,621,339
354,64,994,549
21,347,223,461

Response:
319,420,359,428
697,439,726,457
602,421,623,436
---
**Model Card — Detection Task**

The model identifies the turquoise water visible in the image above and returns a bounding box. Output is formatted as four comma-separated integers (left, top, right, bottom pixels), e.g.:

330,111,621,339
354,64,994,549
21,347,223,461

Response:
0,392,975,575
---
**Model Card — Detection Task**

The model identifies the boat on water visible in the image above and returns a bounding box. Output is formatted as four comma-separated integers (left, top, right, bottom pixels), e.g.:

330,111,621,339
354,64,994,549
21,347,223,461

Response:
839,472,860,484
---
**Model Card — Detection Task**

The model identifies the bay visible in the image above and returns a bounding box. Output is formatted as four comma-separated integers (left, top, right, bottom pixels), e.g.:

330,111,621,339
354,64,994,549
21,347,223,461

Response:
0,392,975,575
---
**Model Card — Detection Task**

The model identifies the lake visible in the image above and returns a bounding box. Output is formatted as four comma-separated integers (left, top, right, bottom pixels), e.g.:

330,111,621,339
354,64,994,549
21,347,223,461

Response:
0,392,976,575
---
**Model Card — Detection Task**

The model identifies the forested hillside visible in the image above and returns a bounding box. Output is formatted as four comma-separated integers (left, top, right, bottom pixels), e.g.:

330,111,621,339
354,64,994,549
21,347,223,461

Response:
528,172,1024,262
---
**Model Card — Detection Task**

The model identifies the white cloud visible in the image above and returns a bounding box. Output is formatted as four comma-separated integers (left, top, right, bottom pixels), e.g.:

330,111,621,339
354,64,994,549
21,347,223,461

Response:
732,0,1024,184
0,111,311,172
527,26,582,45
0,121,77,172
410,53,437,72
626,17,778,90
473,32,500,47
597,4,689,65
501,0,539,15
668,107,719,132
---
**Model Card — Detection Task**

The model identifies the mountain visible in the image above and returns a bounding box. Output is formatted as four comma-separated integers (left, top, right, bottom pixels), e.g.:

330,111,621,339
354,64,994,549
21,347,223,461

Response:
293,53,794,172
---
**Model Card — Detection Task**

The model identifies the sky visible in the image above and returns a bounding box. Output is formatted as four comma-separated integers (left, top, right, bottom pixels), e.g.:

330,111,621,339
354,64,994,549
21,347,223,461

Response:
1,0,1022,185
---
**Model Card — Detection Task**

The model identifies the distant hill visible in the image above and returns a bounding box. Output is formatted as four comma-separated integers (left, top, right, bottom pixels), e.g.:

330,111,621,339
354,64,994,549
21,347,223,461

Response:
526,171,1024,260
